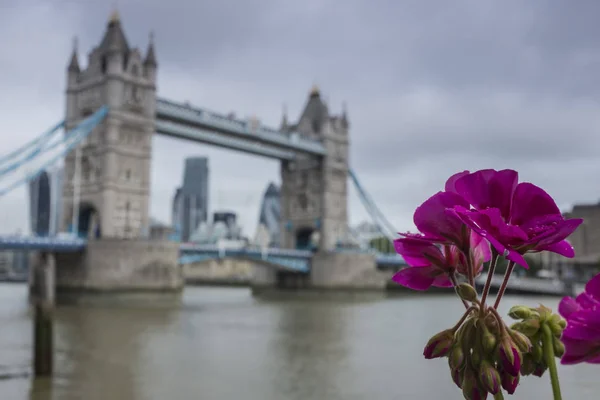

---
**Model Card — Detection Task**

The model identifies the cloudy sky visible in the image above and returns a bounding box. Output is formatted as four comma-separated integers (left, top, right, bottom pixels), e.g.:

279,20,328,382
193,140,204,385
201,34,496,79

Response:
0,0,599,237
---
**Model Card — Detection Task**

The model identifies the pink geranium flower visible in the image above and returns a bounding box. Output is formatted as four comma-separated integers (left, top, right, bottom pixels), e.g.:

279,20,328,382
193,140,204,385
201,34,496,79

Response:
559,272,600,365
449,169,582,268
392,230,491,291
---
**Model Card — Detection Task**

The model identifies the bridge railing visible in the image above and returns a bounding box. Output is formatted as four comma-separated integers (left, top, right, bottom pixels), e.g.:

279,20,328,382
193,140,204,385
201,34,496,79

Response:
156,98,326,155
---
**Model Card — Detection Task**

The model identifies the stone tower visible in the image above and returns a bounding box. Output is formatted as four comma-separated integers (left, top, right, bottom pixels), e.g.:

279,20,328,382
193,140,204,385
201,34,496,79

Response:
280,86,349,251
63,11,157,238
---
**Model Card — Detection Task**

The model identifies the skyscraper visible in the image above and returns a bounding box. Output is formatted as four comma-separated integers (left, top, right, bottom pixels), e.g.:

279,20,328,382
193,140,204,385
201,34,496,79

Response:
257,182,281,247
29,167,64,236
29,171,51,236
172,157,209,242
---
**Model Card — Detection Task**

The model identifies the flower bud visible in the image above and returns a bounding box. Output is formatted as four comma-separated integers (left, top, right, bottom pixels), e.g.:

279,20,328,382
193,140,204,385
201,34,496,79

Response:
508,329,532,353
533,362,547,377
548,314,566,337
423,329,454,359
479,360,501,394
520,353,535,376
451,367,464,389
462,368,488,400
449,345,466,370
511,318,540,337
480,324,497,355
532,342,543,363
535,304,552,322
508,305,533,320
501,370,519,395
498,336,521,376
457,283,478,302
553,338,565,358
493,392,505,400
457,318,476,352
471,347,483,368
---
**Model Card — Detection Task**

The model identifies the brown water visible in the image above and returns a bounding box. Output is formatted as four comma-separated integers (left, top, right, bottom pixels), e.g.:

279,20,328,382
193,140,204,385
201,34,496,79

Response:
0,283,597,399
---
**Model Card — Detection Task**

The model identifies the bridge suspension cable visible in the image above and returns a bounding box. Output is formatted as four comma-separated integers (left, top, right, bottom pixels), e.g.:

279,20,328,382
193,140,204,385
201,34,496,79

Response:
348,169,398,243
0,106,109,197
0,121,65,177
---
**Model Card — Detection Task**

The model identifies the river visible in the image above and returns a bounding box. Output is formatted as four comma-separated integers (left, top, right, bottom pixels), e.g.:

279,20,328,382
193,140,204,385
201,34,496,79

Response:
0,283,597,399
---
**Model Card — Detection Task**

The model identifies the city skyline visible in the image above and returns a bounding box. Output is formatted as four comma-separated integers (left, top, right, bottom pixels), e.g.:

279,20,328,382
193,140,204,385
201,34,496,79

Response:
1,2,600,237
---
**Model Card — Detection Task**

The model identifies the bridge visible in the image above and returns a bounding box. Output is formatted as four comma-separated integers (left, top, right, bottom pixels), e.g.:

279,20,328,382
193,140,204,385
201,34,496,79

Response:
0,11,405,296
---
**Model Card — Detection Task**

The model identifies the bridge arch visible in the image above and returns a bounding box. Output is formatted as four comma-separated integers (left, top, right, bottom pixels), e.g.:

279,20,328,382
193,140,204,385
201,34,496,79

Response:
75,202,101,239
295,227,318,251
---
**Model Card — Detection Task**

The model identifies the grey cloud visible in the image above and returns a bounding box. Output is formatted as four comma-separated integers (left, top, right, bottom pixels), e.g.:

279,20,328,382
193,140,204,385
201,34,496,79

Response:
1,0,600,236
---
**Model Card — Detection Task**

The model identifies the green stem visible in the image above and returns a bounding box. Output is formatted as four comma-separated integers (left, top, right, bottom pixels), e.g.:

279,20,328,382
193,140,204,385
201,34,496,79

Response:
450,273,470,309
480,248,499,308
541,324,562,400
493,261,515,309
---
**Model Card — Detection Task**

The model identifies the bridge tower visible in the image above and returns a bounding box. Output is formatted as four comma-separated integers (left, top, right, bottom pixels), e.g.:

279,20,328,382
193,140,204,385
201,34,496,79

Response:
280,86,349,251
52,12,182,296
63,11,156,239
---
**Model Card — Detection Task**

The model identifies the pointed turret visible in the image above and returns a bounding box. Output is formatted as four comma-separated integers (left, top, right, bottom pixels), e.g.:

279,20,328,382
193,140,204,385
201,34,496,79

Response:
341,101,349,128
99,9,130,54
144,31,157,67
67,37,80,73
280,104,288,130
298,84,329,135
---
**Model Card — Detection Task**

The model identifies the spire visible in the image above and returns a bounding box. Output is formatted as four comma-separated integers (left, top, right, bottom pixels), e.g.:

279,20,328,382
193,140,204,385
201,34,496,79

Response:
99,9,129,53
109,9,120,24
341,101,349,127
310,84,320,98
68,37,80,72
144,31,157,67
280,104,288,130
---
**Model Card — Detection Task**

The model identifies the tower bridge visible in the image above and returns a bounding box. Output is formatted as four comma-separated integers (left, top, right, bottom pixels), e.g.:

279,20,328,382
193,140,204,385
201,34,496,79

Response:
0,12,405,298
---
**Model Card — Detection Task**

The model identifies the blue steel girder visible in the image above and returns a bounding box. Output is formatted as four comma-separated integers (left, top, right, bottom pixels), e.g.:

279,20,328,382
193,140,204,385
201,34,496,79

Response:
155,98,326,157
0,236,87,252
155,120,296,160
178,248,311,273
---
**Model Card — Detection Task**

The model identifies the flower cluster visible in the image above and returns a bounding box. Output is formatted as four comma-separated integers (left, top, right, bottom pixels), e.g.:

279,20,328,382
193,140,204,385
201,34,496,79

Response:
392,169,583,399
559,272,600,365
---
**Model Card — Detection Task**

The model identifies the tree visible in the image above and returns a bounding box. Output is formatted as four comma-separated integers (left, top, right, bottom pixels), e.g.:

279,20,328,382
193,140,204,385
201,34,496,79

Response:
369,236,395,254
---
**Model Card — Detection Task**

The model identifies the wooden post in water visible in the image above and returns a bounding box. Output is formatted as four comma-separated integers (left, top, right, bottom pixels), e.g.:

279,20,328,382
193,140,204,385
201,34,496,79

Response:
31,252,55,377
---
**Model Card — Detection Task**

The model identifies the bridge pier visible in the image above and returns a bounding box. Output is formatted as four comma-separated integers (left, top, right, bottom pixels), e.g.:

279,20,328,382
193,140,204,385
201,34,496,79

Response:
310,251,386,290
53,239,183,300
30,252,56,377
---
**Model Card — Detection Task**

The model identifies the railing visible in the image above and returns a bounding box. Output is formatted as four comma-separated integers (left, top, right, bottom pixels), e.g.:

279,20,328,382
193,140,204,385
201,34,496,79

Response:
156,98,326,155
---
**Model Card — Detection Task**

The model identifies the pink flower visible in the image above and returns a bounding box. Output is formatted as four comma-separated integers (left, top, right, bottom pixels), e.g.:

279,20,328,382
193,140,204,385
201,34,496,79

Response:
450,169,582,268
391,230,490,291
558,272,600,365
399,191,471,250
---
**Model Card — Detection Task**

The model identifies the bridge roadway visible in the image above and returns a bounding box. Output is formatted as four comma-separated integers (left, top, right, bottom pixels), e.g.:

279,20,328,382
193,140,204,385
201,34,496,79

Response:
155,98,327,160
0,235,407,272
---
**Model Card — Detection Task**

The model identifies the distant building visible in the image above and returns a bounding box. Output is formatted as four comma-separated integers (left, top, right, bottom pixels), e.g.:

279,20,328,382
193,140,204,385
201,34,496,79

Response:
257,182,281,247
562,203,600,264
172,157,209,241
149,218,174,240
213,211,241,239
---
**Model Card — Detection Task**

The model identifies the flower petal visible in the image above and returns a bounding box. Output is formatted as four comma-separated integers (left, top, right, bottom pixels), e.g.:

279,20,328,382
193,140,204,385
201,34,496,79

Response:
393,238,444,267
559,296,581,319
445,170,470,194
413,191,470,244
510,182,561,226
530,218,583,250
470,230,492,264
576,292,600,310
454,169,518,221
537,240,575,258
451,207,530,268
391,266,443,291
585,272,600,301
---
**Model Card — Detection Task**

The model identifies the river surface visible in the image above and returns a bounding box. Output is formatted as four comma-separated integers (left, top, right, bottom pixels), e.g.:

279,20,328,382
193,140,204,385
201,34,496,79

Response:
0,283,597,399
